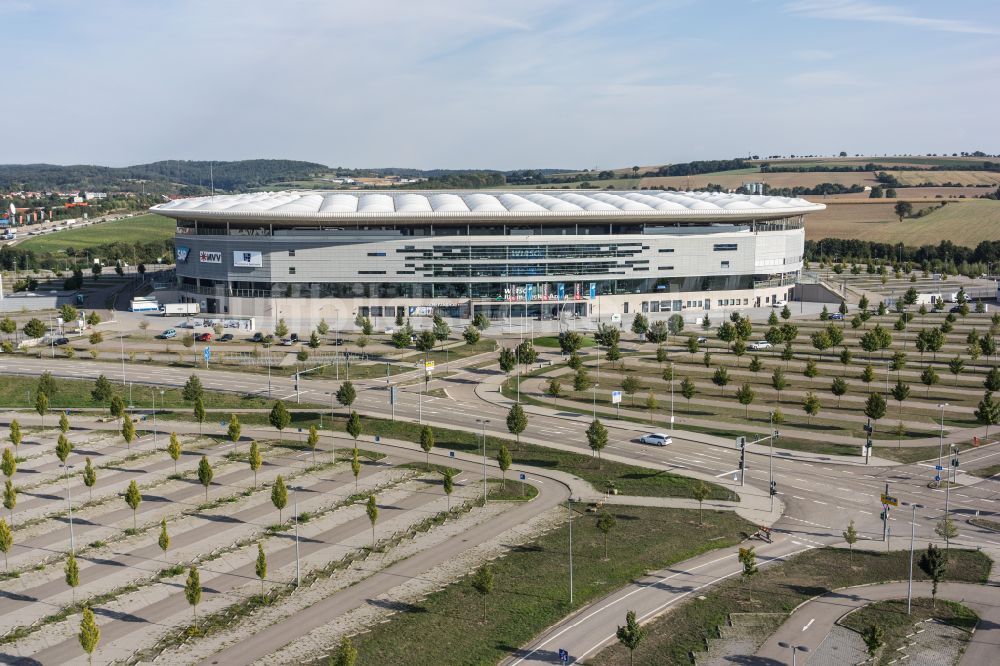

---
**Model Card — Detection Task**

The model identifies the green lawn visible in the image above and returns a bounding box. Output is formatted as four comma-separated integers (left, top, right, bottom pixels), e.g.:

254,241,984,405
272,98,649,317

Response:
533,335,595,349
344,505,754,666
591,548,991,666
840,598,977,664
17,213,174,253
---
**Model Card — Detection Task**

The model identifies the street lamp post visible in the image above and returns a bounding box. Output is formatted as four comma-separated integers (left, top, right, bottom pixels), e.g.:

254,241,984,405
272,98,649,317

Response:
768,411,776,512
64,463,75,554
778,642,809,666
120,331,127,388
937,403,948,468
293,486,301,587
670,361,675,433
592,384,598,421
476,418,489,503
568,498,574,605
904,501,923,614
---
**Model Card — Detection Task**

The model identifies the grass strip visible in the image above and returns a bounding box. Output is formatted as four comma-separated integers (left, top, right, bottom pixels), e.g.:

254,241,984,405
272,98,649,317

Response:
344,505,754,666
590,547,991,665
840,598,977,665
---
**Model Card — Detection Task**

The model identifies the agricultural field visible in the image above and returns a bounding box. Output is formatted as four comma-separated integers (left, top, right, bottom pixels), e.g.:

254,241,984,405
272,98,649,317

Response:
888,170,1000,187
806,199,1000,245
640,170,879,191
16,213,175,253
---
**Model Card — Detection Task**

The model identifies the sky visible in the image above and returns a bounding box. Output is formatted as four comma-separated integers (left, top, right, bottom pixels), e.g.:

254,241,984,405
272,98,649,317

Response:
2,0,999,170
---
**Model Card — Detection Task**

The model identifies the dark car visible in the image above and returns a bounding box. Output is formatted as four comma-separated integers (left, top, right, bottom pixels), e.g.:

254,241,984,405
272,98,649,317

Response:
219,333,234,342
250,332,264,343
290,332,299,342
949,305,963,313
332,338,345,346
195,332,212,342
54,337,70,346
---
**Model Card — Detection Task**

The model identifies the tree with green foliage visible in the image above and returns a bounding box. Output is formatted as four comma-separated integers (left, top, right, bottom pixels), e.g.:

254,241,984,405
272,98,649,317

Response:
630,313,649,340
471,564,494,623
3,478,15,526
0,517,11,572
862,623,885,659
185,566,201,617
473,311,491,331
366,493,379,549
121,413,136,449
8,420,21,453
616,609,646,666
58,411,70,435
463,325,481,345
692,480,710,525
738,546,758,601
82,457,96,501
158,517,170,561
830,377,848,407
894,201,913,221
271,474,287,522
197,455,213,501
35,391,48,429
255,542,268,601
935,515,959,551
586,418,608,465
843,520,858,561
125,480,142,530
498,346,516,374
56,433,72,468
681,377,696,403
329,635,358,666
248,441,262,488
346,410,362,447
307,425,319,463
597,511,616,560
918,543,946,608
974,391,999,438
712,367,730,396
335,380,357,413
646,320,669,343
226,414,241,448
351,446,361,491
167,432,181,474
984,366,1000,392
573,367,591,392
91,375,115,404
921,365,939,397
420,425,435,465
275,318,289,338
622,374,642,405
802,392,821,424
735,383,755,419
781,304,791,320
546,377,562,404
108,394,125,423
65,551,80,602
316,318,330,335
182,374,203,402
864,392,887,433
79,605,100,664
23,317,47,339
442,468,455,511
1,448,15,480
37,371,58,400
496,444,512,490
269,401,291,443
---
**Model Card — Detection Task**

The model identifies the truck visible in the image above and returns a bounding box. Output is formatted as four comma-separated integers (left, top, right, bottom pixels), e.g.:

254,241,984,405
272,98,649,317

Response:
163,303,200,316
129,297,160,312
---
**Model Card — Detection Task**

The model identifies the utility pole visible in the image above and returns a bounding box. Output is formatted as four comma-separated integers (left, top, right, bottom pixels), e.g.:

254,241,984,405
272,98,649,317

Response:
293,486,301,587
670,361,675,433
568,498,574,605
906,502,921,614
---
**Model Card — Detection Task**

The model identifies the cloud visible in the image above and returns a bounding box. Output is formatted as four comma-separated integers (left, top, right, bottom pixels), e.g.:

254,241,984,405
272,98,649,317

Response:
784,0,1000,35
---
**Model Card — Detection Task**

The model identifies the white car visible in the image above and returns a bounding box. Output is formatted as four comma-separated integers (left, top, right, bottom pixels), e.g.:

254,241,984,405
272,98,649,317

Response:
639,433,672,446
772,300,787,308
748,341,773,351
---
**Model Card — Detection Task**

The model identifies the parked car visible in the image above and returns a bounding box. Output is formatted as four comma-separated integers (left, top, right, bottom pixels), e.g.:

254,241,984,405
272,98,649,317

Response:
195,332,212,342
638,433,672,447
219,333,234,342
949,305,963,313
772,300,787,308
250,332,264,343
332,338,345,346
290,332,299,342
748,341,772,351
158,329,177,339
54,337,70,346
280,338,294,346
696,336,708,344
830,313,844,321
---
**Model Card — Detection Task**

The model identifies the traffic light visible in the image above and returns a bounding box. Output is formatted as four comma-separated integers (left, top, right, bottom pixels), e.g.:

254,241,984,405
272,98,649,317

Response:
739,448,746,470
770,480,777,496
736,436,746,449
879,510,886,521
865,437,873,449
863,420,873,435
773,430,780,440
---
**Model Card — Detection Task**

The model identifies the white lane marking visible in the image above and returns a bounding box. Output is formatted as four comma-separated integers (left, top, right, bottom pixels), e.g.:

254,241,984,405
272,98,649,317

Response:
802,618,815,632
715,469,740,478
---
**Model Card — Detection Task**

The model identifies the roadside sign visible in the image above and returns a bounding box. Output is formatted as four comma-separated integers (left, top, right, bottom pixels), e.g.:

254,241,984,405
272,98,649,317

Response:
374,435,380,443
951,458,959,467
519,473,526,481
611,391,622,405
203,346,211,361
424,360,435,374
390,386,398,405
880,494,899,507
935,474,941,482
449,451,455,458
935,465,944,471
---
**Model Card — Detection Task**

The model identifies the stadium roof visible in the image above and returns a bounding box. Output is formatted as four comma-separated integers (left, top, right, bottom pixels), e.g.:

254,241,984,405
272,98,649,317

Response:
151,190,824,223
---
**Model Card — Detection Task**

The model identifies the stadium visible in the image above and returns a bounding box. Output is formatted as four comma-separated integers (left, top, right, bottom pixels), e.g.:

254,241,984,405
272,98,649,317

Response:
150,190,824,330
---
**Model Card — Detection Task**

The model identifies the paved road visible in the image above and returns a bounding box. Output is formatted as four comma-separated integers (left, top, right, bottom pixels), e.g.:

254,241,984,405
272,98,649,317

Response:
757,581,1000,666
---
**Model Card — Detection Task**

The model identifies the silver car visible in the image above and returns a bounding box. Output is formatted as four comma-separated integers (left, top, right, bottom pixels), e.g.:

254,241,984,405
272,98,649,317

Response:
639,433,672,446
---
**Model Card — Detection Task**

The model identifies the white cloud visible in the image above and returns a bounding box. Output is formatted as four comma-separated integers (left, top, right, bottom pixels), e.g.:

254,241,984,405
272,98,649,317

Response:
784,0,1000,35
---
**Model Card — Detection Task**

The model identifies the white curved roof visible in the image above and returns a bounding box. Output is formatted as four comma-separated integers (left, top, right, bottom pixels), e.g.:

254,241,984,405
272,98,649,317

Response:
152,190,824,222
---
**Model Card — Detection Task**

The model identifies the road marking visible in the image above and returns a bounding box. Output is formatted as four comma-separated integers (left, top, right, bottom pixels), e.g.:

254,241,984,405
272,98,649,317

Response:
715,469,740,478
813,500,827,505
802,618,815,632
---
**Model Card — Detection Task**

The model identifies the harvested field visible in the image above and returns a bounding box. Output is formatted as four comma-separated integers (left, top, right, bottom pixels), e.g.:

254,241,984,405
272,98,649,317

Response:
640,171,878,191
888,170,1000,186
805,199,1000,245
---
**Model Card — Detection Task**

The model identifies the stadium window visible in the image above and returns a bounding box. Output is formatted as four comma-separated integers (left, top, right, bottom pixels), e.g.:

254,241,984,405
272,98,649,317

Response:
721,261,730,268
713,243,737,251
288,267,296,274
658,248,675,253
288,249,296,257
658,266,674,271
367,251,387,257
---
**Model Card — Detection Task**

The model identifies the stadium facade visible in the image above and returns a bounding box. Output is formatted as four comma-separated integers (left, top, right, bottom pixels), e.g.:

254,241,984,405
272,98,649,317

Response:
151,190,823,330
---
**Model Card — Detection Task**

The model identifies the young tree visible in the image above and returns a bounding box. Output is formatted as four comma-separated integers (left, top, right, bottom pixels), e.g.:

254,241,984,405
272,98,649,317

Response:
644,391,658,423
843,520,858,562
681,377,696,403
692,480,710,525
65,551,80,602
712,367,730,396
419,425,435,466
59,410,70,435
891,380,911,435
346,410,362,447
329,635,358,666
0,517,11,572
56,433,73,469
79,605,101,665
182,374,204,402
830,377,848,407
197,455,213,501
496,444,512,490
8,419,21,453
974,391,1000,438
308,331,321,349
109,394,125,423
316,318,330,335
630,313,649,340
255,543,268,602
586,419,608,467
366,493,379,550
121,414,136,449
307,425,319,463
442,468,455,511
738,546,758,601
1,448,15,480
471,564,494,623
35,391,49,429
81,457,96,501
275,318,289,338
894,201,913,221
351,446,361,491
918,543,946,608
158,517,170,561
802,392,821,424
546,377,562,404
3,479,15,526
597,511,616,560
248,441,262,488
735,383,755,419
862,623,885,660
498,347,516,374
227,413,241,448
803,359,819,383
167,432,181,474
463,324,481,345
336,380,356,412
272,474,288,522
185,566,201,618
192,397,206,436
616,610,646,666
771,367,786,403
269,401,291,443
506,403,527,447
573,367,591,392
622,375,642,406
920,365,939,397
935,515,959,551
124,479,142,530
865,393,887,433
749,355,763,373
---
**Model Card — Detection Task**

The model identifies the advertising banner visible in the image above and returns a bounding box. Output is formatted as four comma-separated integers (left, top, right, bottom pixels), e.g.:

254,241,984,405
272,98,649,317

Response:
233,250,263,267
557,283,565,300
198,250,222,264
526,284,534,301
589,282,597,299
175,246,190,263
